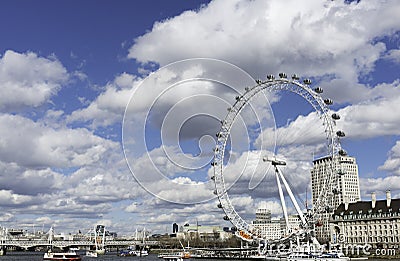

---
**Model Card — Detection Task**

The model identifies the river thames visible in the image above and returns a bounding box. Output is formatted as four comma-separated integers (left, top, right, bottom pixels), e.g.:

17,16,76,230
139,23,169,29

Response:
1,252,400,261
0,251,160,260
0,251,154,260
0,252,201,261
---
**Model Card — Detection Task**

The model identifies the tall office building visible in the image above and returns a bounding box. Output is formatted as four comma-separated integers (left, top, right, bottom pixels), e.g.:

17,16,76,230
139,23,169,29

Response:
253,208,272,224
311,155,361,243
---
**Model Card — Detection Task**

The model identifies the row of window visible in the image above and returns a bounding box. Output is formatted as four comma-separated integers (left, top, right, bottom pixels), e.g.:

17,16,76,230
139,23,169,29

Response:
345,237,400,244
336,212,399,220
336,219,399,225
346,230,399,236
363,223,397,230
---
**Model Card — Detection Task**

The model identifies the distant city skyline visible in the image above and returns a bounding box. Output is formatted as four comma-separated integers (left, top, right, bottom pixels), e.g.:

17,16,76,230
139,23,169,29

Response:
0,0,400,235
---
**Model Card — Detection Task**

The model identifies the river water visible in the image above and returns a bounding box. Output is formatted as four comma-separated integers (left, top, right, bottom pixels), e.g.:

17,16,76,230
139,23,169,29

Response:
0,252,201,261
0,252,399,261
0,251,160,261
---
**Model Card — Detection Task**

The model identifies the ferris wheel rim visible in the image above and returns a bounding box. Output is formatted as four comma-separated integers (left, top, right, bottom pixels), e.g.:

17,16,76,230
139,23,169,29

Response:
212,75,343,240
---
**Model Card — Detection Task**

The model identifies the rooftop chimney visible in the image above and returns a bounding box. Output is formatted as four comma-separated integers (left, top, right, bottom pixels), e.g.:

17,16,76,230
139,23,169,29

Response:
344,196,349,211
386,190,391,208
371,192,376,209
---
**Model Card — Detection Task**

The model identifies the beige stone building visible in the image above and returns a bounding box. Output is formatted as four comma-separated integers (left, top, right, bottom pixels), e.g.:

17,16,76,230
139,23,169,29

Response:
176,225,232,241
331,191,400,249
252,208,301,240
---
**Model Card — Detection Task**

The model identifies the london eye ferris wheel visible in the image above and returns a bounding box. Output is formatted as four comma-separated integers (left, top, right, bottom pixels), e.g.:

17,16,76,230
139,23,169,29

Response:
211,73,346,243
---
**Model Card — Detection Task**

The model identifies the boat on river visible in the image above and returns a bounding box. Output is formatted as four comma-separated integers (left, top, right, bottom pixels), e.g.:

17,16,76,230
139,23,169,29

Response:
161,254,184,261
286,251,349,261
158,251,190,259
0,246,6,256
85,250,98,258
119,247,149,257
43,249,82,261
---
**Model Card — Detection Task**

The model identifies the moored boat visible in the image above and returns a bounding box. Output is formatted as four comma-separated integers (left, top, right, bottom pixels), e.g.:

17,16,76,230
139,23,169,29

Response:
158,251,190,259
86,250,98,258
95,248,105,255
43,249,81,261
137,249,149,256
287,251,350,261
0,246,6,256
161,254,184,261
119,248,148,257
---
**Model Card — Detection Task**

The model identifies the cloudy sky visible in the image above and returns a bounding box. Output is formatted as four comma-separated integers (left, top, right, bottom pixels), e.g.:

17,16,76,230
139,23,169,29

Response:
1,0,400,236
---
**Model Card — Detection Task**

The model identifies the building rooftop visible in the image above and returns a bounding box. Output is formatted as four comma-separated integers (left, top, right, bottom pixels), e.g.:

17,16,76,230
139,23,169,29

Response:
312,155,332,164
333,198,400,216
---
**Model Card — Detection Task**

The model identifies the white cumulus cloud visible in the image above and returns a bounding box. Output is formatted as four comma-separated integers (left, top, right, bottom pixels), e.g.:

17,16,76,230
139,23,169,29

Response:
0,113,118,168
379,141,400,175
128,0,400,104
0,50,68,111
68,73,138,127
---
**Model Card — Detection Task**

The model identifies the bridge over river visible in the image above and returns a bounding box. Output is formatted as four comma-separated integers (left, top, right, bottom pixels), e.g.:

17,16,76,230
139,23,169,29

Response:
0,225,159,251
2,239,159,250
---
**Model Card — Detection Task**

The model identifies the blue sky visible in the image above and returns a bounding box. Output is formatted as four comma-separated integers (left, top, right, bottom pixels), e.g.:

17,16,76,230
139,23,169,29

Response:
1,0,400,236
